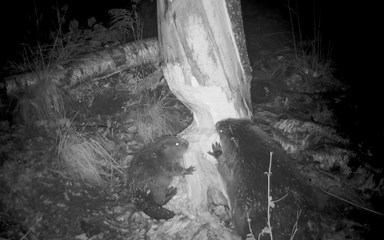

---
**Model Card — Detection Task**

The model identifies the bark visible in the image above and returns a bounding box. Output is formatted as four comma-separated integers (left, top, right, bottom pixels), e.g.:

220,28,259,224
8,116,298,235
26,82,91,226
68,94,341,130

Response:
157,0,252,220
6,37,160,94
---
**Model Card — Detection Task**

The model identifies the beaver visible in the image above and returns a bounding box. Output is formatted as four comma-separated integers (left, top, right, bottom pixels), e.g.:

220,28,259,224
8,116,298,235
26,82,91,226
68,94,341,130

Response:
209,118,322,240
128,136,195,219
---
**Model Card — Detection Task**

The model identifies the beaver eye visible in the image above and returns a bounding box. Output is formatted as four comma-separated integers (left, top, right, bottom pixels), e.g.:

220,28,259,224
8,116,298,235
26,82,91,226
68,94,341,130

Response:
175,142,179,146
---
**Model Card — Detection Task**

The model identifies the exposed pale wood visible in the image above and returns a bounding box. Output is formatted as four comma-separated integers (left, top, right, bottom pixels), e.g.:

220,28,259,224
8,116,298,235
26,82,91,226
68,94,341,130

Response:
157,0,252,231
6,37,160,93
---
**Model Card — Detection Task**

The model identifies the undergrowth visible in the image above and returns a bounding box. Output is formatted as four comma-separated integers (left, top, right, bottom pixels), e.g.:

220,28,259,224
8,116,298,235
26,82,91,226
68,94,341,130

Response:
57,124,125,185
8,1,146,128
286,0,333,79
134,88,181,145
109,0,144,42
254,0,334,82
253,0,339,126
3,0,176,187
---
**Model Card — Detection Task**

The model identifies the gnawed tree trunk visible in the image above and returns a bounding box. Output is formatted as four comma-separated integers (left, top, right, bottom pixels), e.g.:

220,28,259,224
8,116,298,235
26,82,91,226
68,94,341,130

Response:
6,37,159,93
158,0,251,224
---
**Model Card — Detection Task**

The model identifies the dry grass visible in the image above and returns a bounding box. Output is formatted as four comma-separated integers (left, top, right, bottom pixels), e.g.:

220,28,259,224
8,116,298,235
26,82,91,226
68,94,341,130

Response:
8,4,82,76
57,129,124,185
265,45,333,81
7,5,87,129
134,89,179,145
252,0,335,82
16,78,68,128
109,2,144,42
10,41,80,130
9,41,80,75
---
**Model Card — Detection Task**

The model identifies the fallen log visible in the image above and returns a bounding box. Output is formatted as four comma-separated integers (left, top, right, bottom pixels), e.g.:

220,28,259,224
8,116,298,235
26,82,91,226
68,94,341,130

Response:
5,37,160,94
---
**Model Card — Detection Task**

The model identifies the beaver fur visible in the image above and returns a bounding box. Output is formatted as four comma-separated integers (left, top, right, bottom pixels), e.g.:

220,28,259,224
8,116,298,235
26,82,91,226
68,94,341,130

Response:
128,136,195,219
209,118,322,240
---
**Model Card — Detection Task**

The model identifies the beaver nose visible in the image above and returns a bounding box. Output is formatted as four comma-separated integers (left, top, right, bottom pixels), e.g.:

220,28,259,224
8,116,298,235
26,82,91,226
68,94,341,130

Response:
180,139,189,148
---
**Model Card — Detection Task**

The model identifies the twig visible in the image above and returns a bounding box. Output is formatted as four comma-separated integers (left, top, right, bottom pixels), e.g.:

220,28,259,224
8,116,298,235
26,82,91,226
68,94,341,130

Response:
290,210,301,240
321,188,384,217
259,152,274,240
20,214,43,240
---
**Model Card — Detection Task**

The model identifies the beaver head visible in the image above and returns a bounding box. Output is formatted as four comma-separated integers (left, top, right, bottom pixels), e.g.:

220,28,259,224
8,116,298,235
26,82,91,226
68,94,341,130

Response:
155,136,189,160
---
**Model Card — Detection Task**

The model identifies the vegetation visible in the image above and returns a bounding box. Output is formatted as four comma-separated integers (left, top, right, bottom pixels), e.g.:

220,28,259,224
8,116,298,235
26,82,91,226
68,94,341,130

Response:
0,1,191,238
247,1,383,239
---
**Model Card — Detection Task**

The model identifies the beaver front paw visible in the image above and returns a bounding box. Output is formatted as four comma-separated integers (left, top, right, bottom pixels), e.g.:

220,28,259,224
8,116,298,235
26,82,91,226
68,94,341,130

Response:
162,187,177,205
185,166,196,175
208,142,223,158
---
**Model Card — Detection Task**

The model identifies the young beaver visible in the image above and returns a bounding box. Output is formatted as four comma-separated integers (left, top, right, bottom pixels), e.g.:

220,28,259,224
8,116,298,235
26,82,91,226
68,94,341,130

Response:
209,118,322,240
128,136,195,219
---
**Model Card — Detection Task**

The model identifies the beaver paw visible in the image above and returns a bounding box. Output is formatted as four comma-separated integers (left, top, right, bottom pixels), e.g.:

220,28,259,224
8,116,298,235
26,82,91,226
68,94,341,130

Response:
208,142,222,158
140,202,176,220
185,166,196,175
162,187,177,205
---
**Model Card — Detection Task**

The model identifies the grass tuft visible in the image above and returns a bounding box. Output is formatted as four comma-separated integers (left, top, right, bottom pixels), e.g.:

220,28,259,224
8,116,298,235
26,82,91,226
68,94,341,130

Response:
109,2,144,42
16,77,68,128
282,0,334,80
134,89,178,145
57,128,124,185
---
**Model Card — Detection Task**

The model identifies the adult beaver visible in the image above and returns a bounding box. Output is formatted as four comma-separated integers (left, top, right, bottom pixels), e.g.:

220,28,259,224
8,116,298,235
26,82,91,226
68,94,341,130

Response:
209,118,322,240
128,136,195,220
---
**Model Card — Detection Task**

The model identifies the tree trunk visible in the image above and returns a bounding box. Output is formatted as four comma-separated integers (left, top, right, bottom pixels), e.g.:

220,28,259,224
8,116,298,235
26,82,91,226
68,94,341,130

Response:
6,37,159,93
158,0,252,214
